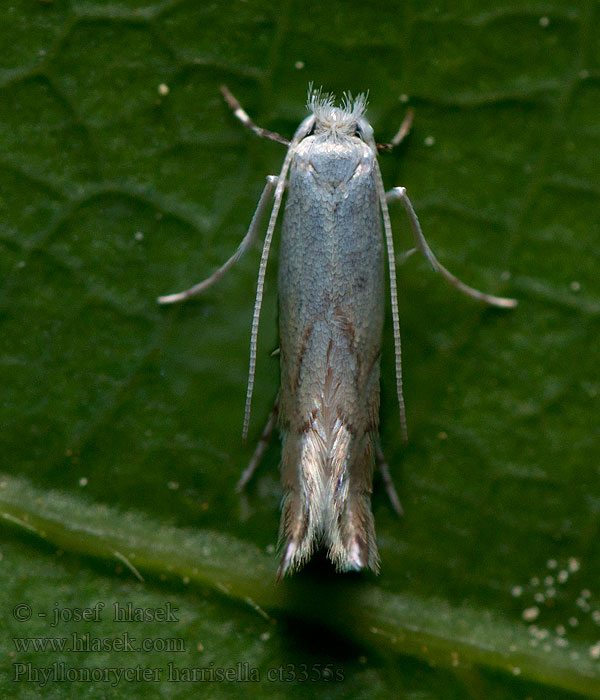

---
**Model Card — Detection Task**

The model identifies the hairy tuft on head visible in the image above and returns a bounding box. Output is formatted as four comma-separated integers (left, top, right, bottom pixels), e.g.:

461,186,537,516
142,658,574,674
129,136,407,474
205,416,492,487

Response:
306,84,368,135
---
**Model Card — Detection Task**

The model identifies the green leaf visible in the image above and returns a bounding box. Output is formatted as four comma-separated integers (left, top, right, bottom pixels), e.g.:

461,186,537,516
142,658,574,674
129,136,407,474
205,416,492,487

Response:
1,475,600,697
1,1,599,698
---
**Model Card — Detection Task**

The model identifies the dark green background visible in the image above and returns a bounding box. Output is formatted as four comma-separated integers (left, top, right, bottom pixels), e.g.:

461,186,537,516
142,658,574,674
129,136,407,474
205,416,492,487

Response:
1,0,599,697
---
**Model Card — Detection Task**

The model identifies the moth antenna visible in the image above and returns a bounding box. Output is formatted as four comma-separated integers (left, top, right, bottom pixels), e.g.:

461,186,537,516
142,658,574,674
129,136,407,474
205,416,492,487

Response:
375,161,408,444
243,148,294,441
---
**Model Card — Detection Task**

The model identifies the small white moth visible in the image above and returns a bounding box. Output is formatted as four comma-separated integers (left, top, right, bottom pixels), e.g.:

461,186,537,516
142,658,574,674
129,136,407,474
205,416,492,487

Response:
159,85,517,579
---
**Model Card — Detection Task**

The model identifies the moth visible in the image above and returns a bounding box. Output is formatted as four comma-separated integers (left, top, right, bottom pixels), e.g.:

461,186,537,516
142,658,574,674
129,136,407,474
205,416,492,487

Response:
159,85,516,578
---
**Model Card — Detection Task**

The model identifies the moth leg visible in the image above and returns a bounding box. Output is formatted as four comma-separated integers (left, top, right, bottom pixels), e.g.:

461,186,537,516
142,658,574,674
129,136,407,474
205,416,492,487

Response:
221,85,290,147
236,395,279,492
386,187,518,308
157,175,278,304
377,108,415,152
376,443,404,517
397,247,417,265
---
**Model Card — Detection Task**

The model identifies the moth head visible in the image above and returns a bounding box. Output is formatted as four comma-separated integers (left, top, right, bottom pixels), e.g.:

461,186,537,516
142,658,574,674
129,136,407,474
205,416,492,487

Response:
306,85,372,142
